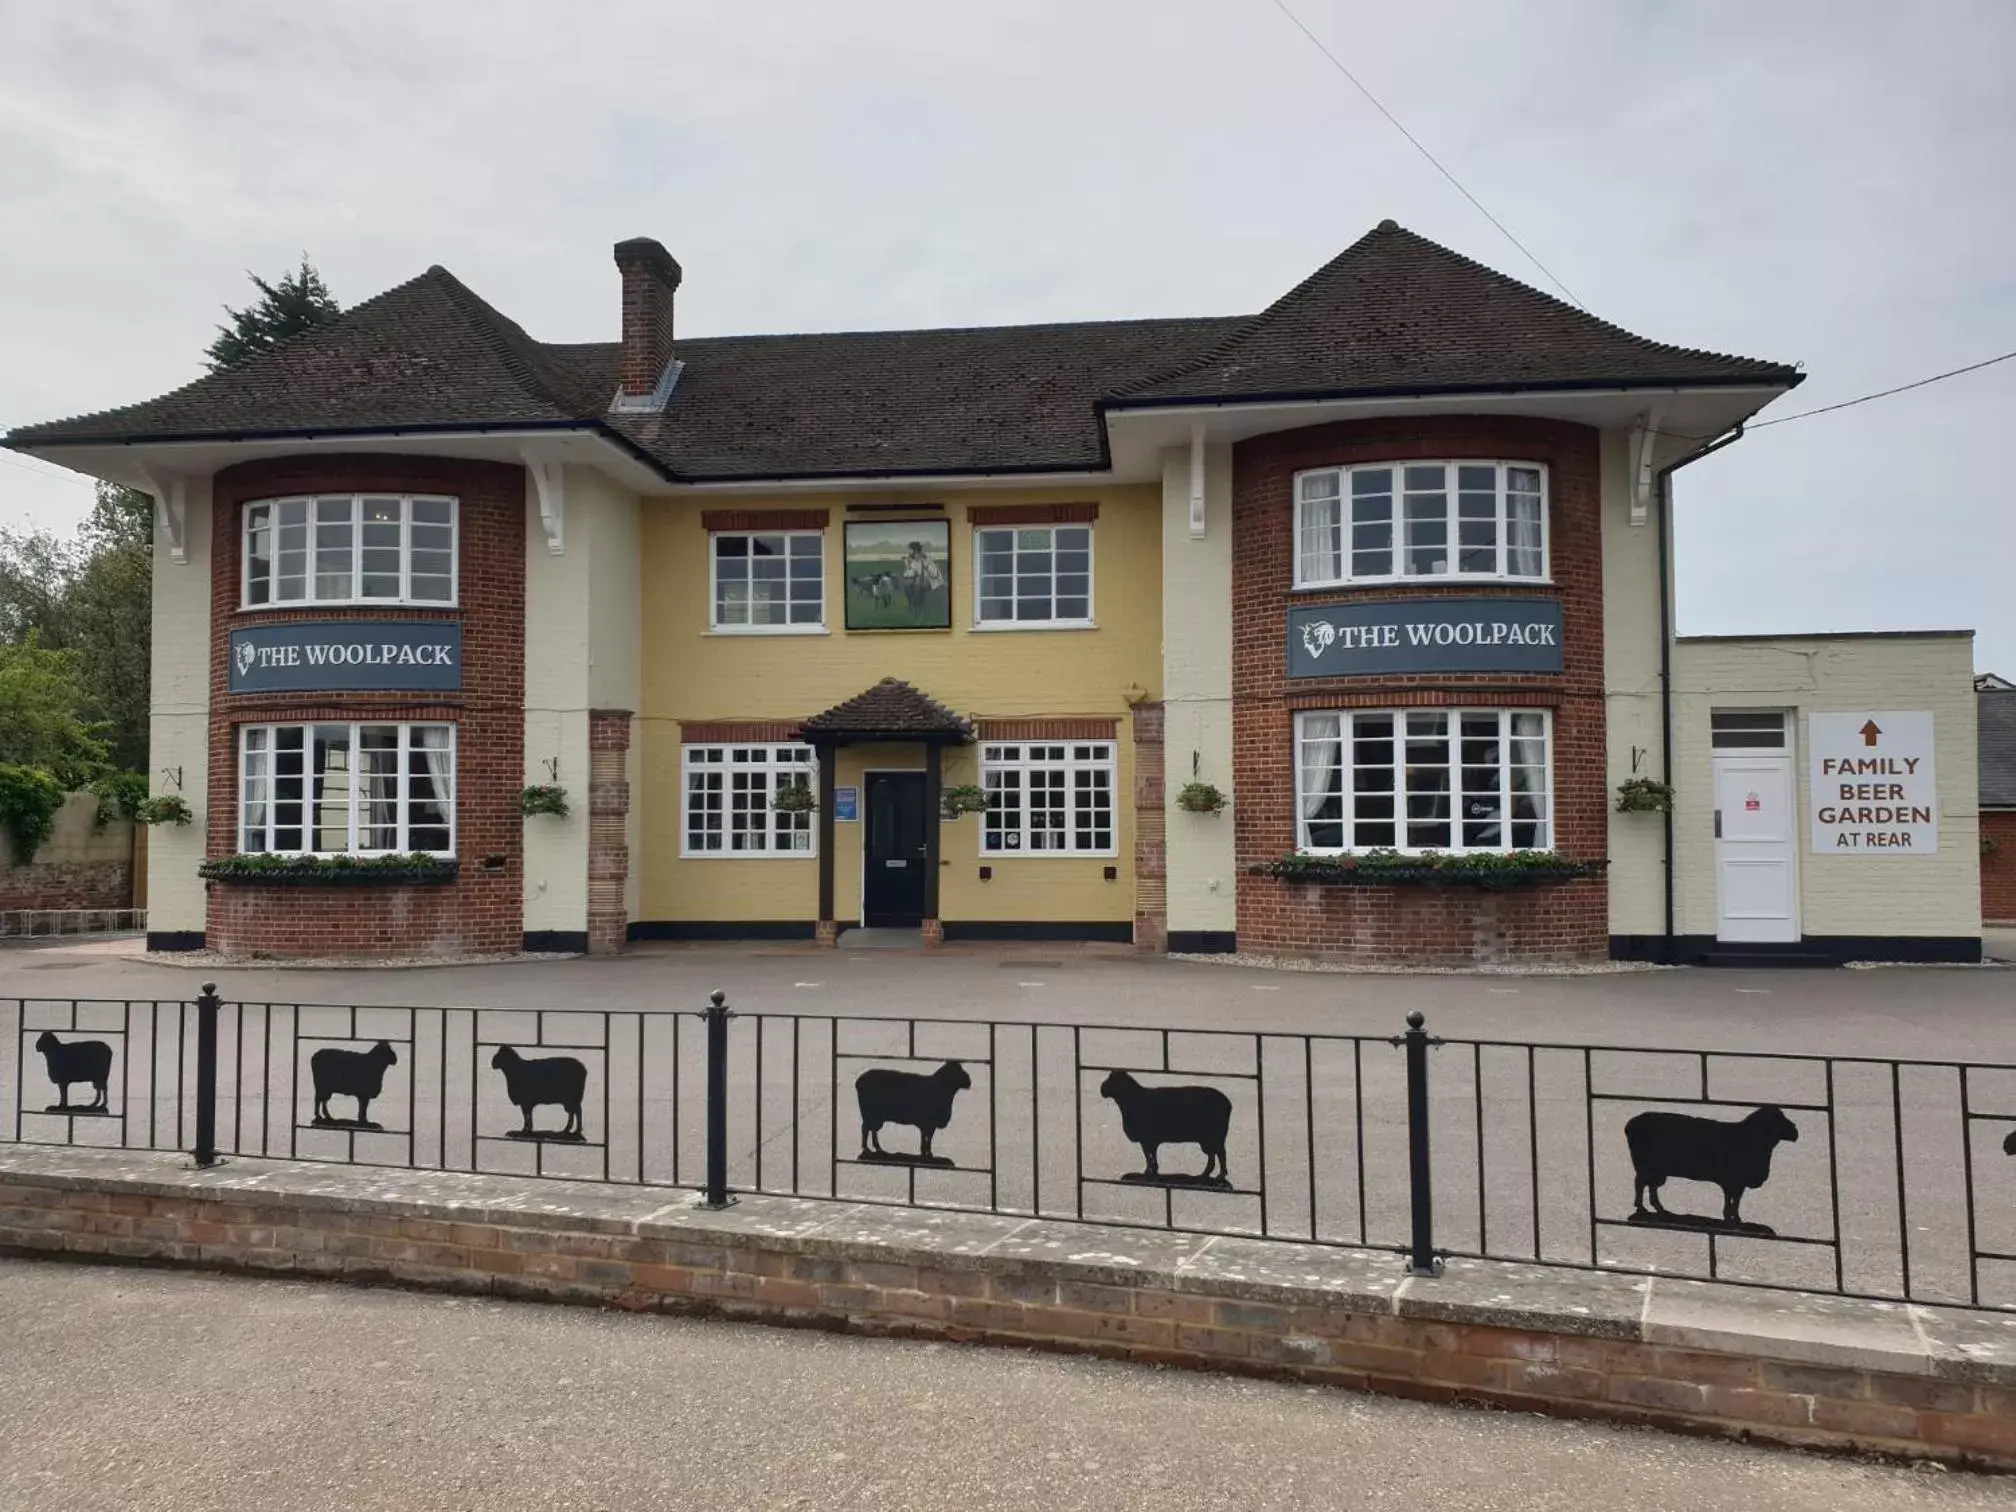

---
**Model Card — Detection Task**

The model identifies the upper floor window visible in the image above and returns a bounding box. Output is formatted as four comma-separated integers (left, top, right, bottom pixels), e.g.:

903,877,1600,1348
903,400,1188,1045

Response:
712,531,824,631
244,495,457,608
1294,462,1546,588
975,524,1093,626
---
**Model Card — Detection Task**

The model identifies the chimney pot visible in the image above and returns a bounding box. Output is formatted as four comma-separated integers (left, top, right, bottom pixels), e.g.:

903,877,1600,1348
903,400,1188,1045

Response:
613,237,682,404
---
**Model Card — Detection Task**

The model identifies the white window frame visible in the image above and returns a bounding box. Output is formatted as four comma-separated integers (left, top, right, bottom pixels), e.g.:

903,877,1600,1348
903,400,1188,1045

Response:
971,522,1096,629
1293,708,1553,856
1291,461,1549,589
237,721,456,857
240,495,459,610
708,530,826,634
980,741,1119,857
679,743,818,858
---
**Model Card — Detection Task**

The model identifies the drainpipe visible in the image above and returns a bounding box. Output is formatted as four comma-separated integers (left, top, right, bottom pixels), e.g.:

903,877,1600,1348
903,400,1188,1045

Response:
1654,422,1748,961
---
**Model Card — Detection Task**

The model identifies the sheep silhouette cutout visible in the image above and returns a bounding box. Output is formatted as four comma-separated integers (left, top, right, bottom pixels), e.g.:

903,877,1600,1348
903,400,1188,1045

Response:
34,1032,112,1115
854,1060,970,1165
1625,1104,1799,1236
1100,1070,1233,1189
2005,1129,2016,1156
309,1041,397,1129
491,1046,587,1142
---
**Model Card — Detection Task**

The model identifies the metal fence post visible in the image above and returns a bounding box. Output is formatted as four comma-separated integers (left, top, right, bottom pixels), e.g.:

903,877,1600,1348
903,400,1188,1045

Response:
700,989,735,1208
1401,1010,1441,1277
192,981,221,1169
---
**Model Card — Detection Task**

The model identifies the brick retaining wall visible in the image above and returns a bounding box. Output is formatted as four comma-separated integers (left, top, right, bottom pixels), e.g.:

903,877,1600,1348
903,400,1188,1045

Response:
0,1149,2012,1469
0,859,131,912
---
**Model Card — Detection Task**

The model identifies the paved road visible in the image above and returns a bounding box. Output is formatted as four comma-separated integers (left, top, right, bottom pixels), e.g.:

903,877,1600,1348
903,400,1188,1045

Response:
0,1259,2003,1511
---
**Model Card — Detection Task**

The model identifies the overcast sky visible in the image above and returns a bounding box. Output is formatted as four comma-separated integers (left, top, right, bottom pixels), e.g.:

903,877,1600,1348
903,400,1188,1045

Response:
3,1,2011,672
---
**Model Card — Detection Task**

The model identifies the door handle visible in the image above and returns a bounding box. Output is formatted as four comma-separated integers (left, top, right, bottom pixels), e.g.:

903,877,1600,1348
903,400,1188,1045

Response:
1714,810,1722,839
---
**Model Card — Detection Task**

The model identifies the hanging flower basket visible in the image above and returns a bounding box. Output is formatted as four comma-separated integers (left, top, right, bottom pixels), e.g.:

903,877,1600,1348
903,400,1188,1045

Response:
1614,778,1674,815
135,795,194,827
940,783,988,818
1176,781,1228,816
772,785,819,816
520,784,570,818
199,853,459,886
1251,849,1605,892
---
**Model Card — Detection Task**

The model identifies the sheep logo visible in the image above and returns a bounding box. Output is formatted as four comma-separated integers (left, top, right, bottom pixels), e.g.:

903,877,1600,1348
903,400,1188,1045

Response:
1100,1070,1233,1189
1300,620,1338,662
1624,1104,1799,1235
491,1046,588,1142
234,640,257,680
854,1060,970,1166
34,1031,113,1115
309,1040,397,1130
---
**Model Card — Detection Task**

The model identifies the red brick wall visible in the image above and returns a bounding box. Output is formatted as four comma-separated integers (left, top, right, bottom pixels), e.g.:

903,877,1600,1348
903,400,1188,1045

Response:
0,861,131,912
1985,811,2016,925
1132,701,1166,951
1231,416,1607,962
204,456,526,957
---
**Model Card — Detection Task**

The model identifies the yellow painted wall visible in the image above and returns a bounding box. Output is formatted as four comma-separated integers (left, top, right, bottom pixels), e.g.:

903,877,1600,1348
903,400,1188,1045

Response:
635,485,1162,925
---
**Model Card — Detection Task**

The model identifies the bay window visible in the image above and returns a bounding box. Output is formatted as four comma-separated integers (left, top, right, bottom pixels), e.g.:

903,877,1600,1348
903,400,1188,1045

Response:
981,742,1116,854
239,723,455,855
1295,462,1545,587
243,495,456,607
682,744,816,855
1295,709,1550,854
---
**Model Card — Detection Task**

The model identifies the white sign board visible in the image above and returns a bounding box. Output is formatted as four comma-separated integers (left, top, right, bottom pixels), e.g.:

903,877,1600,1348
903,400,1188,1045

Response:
1808,711,1938,855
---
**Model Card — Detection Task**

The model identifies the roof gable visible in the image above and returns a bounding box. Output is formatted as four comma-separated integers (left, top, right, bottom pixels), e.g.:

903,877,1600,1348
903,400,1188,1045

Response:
798,678,973,742
1117,221,1800,406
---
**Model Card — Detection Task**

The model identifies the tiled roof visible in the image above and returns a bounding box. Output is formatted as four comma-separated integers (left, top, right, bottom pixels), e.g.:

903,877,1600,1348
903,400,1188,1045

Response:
1981,690,2016,808
798,678,972,740
1116,221,1799,405
5,221,1800,480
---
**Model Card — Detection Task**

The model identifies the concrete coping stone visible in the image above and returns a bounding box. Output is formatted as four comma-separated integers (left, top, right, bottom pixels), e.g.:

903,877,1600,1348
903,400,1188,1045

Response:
0,1145,2003,1386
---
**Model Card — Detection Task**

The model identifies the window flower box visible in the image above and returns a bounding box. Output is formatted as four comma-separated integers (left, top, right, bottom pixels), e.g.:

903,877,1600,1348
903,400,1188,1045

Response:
198,853,459,886
1250,849,1604,891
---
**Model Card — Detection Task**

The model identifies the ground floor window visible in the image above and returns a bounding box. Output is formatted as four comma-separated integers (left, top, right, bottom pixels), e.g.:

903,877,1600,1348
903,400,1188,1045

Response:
981,742,1116,854
1295,709,1550,853
682,743,815,855
239,722,455,855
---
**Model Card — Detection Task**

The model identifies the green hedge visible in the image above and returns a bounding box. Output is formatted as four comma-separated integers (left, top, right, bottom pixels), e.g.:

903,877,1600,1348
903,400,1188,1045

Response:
1251,848,1604,891
198,852,458,886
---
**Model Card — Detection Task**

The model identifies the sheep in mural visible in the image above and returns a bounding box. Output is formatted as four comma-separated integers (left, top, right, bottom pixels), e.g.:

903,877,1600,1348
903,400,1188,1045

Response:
34,1032,112,1113
1626,1104,1799,1226
310,1040,398,1127
491,1045,587,1139
855,1060,970,1161
1100,1070,1232,1183
851,572,898,609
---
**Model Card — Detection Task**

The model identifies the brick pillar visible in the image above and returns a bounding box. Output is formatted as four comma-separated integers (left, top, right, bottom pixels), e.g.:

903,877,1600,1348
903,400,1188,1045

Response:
586,710,632,954
1132,701,1167,952
920,918,945,948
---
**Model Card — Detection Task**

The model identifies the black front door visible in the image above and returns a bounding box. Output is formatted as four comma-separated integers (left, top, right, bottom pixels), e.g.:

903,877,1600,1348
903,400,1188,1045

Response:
864,772,928,927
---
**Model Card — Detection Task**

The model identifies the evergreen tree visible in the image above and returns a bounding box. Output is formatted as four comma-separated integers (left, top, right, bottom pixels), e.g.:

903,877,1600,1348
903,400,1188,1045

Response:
205,258,341,372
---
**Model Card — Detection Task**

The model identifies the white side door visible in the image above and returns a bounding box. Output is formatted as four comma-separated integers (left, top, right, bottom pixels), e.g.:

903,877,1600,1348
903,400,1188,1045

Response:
1713,752,1798,943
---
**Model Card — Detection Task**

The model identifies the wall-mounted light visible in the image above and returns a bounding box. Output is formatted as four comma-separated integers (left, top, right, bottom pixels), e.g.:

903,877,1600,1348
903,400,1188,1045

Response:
978,865,993,881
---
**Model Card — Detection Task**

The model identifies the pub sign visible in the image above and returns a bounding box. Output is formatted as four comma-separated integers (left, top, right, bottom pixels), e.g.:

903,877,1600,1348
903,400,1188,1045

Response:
1286,597,1563,679
229,620,463,694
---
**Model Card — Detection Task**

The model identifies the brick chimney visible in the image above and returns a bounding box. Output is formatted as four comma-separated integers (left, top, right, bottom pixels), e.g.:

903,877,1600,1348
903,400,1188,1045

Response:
612,237,682,407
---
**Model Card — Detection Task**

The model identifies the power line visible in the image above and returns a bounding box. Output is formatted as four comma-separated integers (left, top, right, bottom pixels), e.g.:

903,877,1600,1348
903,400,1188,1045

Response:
1749,348,2016,429
0,448,91,486
1263,0,1584,308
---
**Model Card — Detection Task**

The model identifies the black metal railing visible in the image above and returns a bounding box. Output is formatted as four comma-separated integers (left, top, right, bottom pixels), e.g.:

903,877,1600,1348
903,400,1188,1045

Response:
5,985,2014,1312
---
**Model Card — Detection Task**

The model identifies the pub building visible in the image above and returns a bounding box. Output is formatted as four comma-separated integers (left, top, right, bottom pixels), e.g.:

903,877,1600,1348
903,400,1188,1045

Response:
5,222,1983,964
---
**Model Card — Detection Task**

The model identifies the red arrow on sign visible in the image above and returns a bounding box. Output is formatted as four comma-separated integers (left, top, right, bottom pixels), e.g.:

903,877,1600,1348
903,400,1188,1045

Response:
1859,721,1882,746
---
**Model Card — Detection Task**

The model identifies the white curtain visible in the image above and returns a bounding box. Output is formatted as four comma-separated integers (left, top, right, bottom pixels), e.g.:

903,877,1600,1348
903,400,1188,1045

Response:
416,729,453,845
1298,715,1343,847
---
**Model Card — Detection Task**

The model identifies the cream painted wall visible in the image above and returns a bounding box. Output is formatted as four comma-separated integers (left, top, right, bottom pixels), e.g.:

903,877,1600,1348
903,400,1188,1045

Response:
146,478,211,934
635,485,1161,925
0,790,130,868
1600,427,1667,937
1160,442,1236,936
522,465,642,937
1671,633,1980,939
